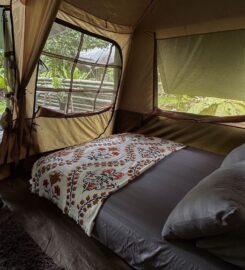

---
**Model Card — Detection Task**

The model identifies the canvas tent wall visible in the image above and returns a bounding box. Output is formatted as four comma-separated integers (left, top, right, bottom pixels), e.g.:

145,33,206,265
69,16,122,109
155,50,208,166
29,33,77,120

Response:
0,0,245,173
0,0,135,165
118,0,245,153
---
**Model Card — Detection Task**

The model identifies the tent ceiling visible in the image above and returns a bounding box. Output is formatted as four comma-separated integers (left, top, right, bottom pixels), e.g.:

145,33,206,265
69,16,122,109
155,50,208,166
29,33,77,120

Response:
65,0,245,30
64,0,152,26
136,0,245,31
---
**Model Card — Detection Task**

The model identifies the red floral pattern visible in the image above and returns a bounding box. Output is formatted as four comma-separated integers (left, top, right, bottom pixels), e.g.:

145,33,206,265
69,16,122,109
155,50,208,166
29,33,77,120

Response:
30,133,184,236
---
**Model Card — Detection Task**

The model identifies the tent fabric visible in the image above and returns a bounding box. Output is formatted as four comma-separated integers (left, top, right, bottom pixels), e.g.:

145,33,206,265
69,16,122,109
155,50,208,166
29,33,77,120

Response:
115,110,245,155
0,0,245,166
139,0,245,35
58,1,133,34
0,164,9,180
118,0,245,114
31,110,113,154
152,109,245,124
156,17,245,40
0,109,113,162
63,0,152,27
157,30,245,101
62,0,245,33
9,0,61,161
57,2,132,63
139,117,245,155
118,30,155,114
16,0,61,85
5,1,132,162
1,0,133,165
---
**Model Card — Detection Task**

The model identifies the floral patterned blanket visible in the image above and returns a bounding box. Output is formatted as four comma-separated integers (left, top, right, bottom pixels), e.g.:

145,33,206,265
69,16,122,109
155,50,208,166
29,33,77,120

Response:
30,133,184,236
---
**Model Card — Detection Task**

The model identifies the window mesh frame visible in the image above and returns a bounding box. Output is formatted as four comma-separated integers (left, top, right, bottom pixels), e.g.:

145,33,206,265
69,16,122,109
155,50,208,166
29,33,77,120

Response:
35,18,123,116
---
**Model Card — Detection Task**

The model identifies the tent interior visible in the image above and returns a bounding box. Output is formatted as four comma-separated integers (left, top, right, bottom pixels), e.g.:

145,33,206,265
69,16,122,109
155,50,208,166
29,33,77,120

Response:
0,0,245,269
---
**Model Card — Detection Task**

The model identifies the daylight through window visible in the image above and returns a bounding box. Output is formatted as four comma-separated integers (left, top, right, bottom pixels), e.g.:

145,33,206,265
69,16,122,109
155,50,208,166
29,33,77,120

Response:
36,20,122,114
0,6,15,142
157,30,245,117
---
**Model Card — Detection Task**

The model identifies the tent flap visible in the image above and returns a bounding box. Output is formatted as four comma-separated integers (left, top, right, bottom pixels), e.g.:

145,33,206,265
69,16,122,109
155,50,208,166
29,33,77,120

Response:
14,0,61,155
158,30,245,101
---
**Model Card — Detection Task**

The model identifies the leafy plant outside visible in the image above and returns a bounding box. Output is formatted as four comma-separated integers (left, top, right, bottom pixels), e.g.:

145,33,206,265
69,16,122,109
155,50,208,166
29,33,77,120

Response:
37,23,115,112
0,50,6,115
158,93,245,117
0,99,6,114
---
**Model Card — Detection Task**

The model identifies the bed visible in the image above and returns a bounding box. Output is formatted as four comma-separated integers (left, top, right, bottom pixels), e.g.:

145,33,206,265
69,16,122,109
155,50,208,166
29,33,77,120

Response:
93,147,238,270
4,134,242,270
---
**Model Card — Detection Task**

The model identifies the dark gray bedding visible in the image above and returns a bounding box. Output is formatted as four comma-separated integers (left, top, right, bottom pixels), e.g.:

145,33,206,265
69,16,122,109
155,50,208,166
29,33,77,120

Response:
94,147,239,270
0,147,240,270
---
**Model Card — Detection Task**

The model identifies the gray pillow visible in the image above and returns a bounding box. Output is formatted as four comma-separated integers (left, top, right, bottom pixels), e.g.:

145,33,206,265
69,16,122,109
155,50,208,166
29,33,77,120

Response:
162,161,245,240
221,144,245,168
197,229,245,269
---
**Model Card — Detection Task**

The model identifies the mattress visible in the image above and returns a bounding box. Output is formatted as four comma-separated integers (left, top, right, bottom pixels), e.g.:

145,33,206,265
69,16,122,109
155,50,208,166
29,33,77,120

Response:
94,147,239,270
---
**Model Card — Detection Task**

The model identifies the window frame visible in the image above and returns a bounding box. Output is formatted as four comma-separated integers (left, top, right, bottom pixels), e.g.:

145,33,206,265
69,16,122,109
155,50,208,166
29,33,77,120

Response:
155,34,245,127
35,18,123,117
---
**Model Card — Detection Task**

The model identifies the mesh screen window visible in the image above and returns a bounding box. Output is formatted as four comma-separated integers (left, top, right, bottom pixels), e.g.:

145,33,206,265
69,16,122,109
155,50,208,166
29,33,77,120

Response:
36,20,122,114
157,30,245,117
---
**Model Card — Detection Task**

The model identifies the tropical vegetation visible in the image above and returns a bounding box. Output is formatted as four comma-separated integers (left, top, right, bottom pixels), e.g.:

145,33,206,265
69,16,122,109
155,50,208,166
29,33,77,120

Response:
39,25,111,84
158,90,245,117
37,24,116,110
0,50,6,114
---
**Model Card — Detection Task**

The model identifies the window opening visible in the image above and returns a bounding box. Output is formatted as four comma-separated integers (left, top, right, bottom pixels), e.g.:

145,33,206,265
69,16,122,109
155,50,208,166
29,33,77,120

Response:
36,20,122,115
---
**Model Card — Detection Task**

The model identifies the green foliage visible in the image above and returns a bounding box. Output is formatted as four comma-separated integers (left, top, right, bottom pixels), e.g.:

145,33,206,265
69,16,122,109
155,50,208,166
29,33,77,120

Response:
40,24,109,83
158,94,245,117
44,28,108,57
106,68,114,82
0,99,6,114
0,51,6,114
73,67,90,80
0,75,5,89
0,51,6,90
37,23,116,112
52,77,62,88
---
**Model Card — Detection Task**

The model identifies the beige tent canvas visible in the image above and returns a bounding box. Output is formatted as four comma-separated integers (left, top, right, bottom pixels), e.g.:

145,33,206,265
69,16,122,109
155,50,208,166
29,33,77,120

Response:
0,0,245,269
0,0,244,167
